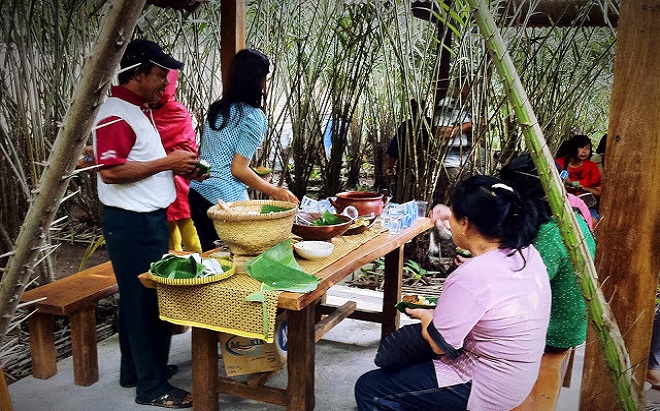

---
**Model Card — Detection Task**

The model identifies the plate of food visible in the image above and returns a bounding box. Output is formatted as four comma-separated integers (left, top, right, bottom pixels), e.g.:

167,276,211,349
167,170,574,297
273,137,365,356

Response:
395,294,439,313
343,214,377,235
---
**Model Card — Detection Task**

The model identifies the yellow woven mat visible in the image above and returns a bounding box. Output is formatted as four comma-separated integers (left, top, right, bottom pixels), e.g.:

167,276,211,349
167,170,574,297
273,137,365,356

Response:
296,224,387,274
156,274,280,342
156,223,387,342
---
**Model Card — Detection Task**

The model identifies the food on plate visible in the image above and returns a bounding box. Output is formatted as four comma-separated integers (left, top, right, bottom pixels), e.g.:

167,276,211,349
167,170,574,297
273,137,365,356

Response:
401,294,436,306
456,247,472,258
349,217,369,230
253,165,273,176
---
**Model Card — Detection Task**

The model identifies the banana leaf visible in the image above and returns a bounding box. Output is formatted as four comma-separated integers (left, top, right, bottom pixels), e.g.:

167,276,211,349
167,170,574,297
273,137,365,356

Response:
260,204,294,214
150,254,205,279
311,210,344,226
245,241,321,293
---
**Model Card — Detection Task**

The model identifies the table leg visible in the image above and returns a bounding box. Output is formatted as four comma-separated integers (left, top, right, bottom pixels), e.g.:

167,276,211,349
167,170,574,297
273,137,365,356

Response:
192,327,219,411
382,246,404,339
287,305,315,411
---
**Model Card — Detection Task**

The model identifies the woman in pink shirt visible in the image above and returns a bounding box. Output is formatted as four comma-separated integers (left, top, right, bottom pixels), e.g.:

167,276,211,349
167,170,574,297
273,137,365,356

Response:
355,176,551,411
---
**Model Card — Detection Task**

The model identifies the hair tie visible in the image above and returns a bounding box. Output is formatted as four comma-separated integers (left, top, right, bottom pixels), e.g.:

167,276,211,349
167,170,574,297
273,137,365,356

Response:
492,183,514,192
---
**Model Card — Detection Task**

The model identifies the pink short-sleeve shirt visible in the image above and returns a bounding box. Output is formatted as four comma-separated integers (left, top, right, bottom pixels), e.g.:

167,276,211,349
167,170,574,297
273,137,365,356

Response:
431,247,551,411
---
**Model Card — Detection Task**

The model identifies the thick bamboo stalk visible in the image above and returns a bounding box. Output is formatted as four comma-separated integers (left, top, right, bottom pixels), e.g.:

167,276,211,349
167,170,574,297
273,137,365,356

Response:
0,0,147,345
466,1,638,410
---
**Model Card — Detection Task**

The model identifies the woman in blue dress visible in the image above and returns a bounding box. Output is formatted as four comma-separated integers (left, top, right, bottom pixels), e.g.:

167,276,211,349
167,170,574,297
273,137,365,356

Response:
189,49,299,251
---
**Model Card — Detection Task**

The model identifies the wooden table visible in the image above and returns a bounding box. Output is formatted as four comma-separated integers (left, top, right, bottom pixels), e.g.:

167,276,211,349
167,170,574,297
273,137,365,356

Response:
192,218,433,410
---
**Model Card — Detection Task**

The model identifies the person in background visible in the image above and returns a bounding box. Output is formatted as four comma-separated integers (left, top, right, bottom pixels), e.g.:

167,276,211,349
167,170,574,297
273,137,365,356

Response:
499,153,596,411
647,311,660,390
555,134,602,198
591,134,607,174
556,134,602,219
152,70,202,253
356,175,551,410
93,39,200,408
189,48,299,251
385,99,432,198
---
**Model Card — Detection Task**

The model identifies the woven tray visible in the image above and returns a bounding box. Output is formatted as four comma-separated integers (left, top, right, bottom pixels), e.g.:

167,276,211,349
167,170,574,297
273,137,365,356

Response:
149,259,235,286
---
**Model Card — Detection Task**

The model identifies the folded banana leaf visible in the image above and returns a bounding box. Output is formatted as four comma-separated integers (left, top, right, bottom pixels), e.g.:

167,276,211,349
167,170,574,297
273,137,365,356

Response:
245,241,321,292
311,210,344,226
150,254,205,279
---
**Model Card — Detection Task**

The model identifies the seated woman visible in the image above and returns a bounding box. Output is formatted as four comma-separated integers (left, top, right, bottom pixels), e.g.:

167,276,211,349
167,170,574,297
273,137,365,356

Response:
555,135,602,218
500,154,596,410
355,176,551,411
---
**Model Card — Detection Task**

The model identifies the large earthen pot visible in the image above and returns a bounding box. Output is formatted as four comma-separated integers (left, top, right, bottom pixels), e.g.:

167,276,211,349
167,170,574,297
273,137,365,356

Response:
328,191,390,217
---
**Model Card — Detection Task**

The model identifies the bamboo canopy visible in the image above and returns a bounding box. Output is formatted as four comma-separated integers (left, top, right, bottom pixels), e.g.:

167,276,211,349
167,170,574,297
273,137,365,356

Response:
581,0,660,409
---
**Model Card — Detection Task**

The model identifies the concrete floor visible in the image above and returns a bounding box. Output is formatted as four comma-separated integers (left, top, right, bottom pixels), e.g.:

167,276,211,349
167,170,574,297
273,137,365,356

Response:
8,286,587,411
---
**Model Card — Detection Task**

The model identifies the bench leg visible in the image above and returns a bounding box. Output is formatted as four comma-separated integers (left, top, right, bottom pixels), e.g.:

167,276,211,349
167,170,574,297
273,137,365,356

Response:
0,368,14,411
70,306,99,386
28,313,57,379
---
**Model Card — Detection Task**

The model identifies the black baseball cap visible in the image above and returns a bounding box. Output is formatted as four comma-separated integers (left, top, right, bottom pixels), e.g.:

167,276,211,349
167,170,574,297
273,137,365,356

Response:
120,39,184,70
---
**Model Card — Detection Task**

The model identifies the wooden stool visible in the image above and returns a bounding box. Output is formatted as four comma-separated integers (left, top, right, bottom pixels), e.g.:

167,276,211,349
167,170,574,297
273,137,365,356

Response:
20,262,117,386
512,349,573,411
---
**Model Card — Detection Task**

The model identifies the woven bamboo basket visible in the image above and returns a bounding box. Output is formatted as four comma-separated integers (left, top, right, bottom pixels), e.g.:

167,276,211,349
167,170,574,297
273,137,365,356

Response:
207,200,297,256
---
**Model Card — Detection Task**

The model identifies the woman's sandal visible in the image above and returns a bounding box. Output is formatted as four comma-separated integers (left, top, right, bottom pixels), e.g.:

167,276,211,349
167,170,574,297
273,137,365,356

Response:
135,386,192,409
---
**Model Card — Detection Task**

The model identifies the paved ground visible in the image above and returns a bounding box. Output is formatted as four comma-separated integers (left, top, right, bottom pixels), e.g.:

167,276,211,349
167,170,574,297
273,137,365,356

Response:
9,286,587,411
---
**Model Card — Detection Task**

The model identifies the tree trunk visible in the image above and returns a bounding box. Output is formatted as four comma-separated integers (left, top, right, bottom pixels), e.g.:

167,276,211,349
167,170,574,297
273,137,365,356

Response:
0,0,147,344
467,0,639,409
580,0,660,409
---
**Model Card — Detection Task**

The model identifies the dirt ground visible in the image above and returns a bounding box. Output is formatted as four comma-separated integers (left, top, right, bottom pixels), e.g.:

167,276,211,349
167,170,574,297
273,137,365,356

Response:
51,242,109,280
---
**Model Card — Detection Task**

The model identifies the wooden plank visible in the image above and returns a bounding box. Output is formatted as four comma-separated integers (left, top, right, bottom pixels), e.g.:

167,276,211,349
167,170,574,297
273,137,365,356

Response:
319,305,383,323
314,301,357,342
287,305,315,411
381,247,404,338
246,370,279,388
20,261,117,316
69,305,98,386
277,219,433,311
579,1,660,409
220,0,245,88
0,368,13,411
217,377,287,405
27,313,57,379
192,327,219,411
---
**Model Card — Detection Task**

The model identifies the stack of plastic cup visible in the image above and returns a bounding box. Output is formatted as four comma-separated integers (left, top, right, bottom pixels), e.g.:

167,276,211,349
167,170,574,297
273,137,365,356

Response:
415,201,428,218
387,204,404,234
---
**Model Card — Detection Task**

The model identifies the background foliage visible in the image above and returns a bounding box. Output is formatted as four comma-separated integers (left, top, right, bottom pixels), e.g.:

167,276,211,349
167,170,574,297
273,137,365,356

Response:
0,0,615,267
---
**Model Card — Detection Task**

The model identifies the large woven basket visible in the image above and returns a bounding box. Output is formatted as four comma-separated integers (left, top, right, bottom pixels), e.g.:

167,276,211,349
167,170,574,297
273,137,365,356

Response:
207,200,297,256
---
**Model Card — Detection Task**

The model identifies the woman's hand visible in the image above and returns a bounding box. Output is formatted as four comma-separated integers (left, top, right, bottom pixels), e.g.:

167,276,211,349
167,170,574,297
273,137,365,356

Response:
272,186,300,206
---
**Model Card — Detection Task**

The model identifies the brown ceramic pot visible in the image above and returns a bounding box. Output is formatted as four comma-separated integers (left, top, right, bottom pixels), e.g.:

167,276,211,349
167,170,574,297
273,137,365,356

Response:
328,191,390,217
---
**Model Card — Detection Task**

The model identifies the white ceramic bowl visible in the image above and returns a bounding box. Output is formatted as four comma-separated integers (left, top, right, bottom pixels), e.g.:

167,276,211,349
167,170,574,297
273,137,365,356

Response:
293,241,334,260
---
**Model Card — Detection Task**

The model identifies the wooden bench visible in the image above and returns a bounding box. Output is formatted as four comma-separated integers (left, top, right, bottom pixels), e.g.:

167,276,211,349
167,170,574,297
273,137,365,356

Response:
20,261,117,386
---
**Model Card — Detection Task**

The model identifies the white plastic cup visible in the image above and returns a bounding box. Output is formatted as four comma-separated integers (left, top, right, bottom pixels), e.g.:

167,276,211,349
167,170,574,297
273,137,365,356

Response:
389,215,403,234
415,201,428,218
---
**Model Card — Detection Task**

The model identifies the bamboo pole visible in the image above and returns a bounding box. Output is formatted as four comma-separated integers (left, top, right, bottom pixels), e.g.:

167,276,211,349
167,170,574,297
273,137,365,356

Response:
465,0,638,409
0,0,147,345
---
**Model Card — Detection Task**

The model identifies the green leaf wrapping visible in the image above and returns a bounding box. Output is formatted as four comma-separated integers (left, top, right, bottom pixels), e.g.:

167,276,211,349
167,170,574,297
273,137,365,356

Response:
150,254,205,279
245,241,321,293
260,204,294,214
311,210,345,226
